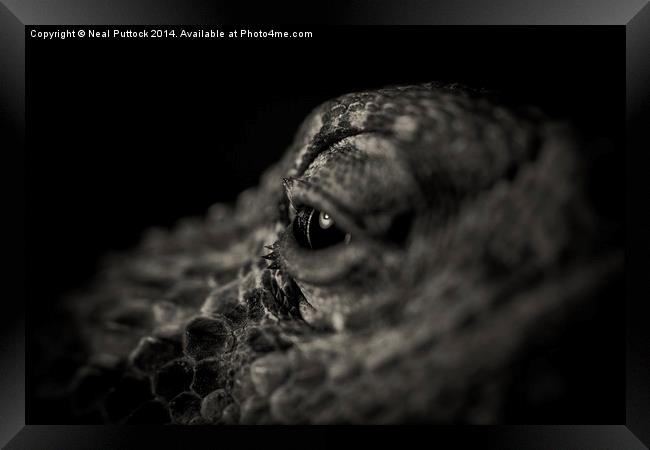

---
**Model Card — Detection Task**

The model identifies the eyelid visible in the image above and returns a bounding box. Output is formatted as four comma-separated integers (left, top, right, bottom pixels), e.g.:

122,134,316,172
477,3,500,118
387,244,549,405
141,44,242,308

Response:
289,129,381,179
277,222,369,285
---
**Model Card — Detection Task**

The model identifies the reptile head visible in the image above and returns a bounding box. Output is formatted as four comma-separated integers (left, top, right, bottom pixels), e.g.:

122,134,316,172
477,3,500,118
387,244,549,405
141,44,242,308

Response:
37,83,620,424
271,83,583,332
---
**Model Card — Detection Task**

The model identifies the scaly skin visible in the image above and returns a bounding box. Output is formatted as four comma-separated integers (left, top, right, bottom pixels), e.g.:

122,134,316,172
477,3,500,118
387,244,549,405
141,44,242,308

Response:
38,83,621,424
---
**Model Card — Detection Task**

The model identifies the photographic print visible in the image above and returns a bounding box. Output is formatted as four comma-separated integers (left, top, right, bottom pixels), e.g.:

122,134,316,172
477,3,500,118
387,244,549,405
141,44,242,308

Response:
25,26,626,426
3,1,649,446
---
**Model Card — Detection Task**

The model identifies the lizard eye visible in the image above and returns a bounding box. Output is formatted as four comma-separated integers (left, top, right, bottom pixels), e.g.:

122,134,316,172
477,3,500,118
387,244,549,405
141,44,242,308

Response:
292,205,350,249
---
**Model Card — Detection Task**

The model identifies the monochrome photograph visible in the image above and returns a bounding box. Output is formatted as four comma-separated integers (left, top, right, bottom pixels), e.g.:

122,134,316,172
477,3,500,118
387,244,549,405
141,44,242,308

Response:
24,25,625,427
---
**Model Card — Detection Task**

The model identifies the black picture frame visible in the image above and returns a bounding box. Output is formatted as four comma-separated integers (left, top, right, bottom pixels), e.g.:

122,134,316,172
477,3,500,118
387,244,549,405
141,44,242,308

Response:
2,1,648,448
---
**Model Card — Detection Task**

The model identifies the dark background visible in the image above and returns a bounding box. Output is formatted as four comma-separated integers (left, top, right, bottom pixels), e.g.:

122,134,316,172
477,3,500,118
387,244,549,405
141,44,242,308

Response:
26,26,624,423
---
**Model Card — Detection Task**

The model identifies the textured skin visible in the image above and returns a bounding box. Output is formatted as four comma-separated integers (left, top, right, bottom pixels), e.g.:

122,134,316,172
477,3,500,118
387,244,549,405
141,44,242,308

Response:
37,83,621,424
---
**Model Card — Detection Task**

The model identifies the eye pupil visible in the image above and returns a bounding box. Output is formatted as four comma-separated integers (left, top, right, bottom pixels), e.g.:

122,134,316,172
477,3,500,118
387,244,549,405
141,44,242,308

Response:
292,206,347,250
